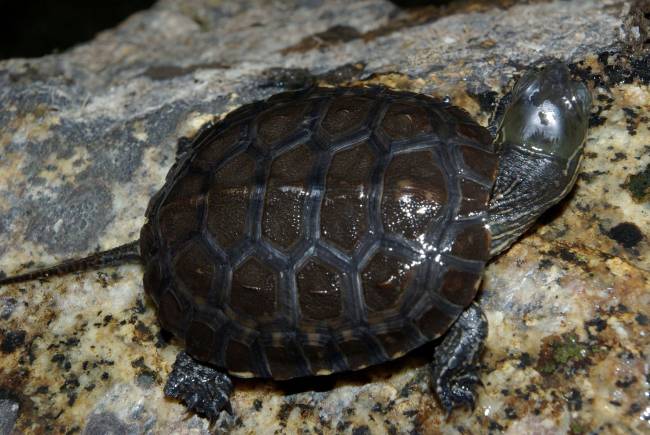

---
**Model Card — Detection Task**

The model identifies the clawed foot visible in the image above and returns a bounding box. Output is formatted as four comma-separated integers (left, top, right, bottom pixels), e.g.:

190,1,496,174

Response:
430,303,487,415
435,366,483,415
164,352,234,421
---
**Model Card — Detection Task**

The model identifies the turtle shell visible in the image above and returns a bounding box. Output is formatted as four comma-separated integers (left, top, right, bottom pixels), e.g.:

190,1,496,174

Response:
139,86,498,380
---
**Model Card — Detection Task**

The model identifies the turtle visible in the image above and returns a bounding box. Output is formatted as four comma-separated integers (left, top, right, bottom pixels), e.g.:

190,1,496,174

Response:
0,61,591,420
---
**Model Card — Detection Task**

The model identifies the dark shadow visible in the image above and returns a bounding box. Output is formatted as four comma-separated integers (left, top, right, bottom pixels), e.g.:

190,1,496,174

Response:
0,0,156,60
535,188,577,227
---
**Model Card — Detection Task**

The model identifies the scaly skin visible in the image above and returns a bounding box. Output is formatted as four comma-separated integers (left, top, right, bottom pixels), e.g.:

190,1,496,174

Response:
432,303,487,414
164,352,233,421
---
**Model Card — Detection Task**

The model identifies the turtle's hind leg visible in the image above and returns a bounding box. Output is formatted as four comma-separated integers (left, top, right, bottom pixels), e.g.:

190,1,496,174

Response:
164,351,234,421
431,302,487,414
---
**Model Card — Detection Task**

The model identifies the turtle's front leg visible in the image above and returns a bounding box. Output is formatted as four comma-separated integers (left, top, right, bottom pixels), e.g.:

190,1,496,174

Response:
431,302,487,413
164,351,234,420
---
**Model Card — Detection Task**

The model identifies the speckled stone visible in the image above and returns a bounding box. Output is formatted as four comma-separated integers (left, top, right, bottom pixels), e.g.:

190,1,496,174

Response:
0,0,648,433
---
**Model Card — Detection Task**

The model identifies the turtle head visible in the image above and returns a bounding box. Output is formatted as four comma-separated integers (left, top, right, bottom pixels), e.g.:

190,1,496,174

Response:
497,61,591,165
488,62,592,256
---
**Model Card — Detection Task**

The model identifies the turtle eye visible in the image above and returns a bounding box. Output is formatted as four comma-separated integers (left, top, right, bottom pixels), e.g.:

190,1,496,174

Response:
511,69,538,98
572,81,592,116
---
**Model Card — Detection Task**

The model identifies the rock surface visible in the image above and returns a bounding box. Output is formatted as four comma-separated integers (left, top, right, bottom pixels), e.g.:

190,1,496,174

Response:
0,0,649,433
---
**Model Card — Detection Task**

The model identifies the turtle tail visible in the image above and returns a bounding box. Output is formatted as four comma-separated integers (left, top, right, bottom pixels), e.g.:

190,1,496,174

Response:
0,241,141,286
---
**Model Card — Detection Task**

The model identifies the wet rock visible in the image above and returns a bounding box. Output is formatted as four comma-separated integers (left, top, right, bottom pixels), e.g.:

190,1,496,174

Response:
0,391,20,435
0,0,648,433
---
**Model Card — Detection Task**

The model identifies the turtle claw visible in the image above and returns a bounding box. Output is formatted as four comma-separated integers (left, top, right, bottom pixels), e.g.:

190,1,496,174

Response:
164,352,234,421
435,370,480,414
222,400,234,415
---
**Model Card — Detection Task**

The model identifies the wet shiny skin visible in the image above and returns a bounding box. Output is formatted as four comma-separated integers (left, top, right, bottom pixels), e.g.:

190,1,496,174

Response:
497,62,592,162
488,62,592,256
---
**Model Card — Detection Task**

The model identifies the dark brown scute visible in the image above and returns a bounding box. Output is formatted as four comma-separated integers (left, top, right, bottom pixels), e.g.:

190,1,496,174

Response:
230,258,277,319
262,144,313,251
458,178,490,218
296,258,342,322
380,102,432,141
142,86,497,378
139,222,156,259
255,101,311,150
193,124,242,169
361,250,411,312
302,343,332,374
265,342,306,379
375,329,417,357
440,269,480,306
225,339,253,374
143,259,163,303
159,290,185,333
416,302,458,340
460,145,498,181
206,152,255,250
165,172,204,204
442,105,472,122
339,338,375,369
455,122,493,145
320,96,374,139
158,201,200,245
173,240,216,304
381,150,447,241
186,320,216,361
320,142,375,254
451,224,490,262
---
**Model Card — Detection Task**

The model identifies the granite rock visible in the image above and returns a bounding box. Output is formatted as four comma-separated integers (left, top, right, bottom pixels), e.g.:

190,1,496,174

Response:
0,0,649,433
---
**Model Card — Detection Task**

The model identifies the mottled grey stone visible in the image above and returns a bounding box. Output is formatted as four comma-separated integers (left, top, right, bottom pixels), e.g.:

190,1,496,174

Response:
83,412,130,435
0,398,19,435
0,0,648,433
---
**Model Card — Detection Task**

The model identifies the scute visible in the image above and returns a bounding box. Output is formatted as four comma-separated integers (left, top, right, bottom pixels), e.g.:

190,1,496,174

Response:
416,300,459,340
381,150,447,241
143,258,163,303
458,178,490,218
206,152,255,250
193,124,243,169
320,96,374,140
376,329,416,358
255,101,311,152
159,289,186,334
173,240,217,304
296,257,343,322
186,320,217,361
165,172,204,204
262,144,313,251
265,342,307,379
450,224,490,262
339,337,379,369
230,257,277,320
320,142,375,254
225,339,254,375
158,202,199,245
362,250,411,312
380,102,433,142
459,145,498,181
142,86,497,380
440,268,480,306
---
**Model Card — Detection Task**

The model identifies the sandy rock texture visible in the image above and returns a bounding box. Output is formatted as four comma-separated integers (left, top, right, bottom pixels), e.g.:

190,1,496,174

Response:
0,0,648,433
